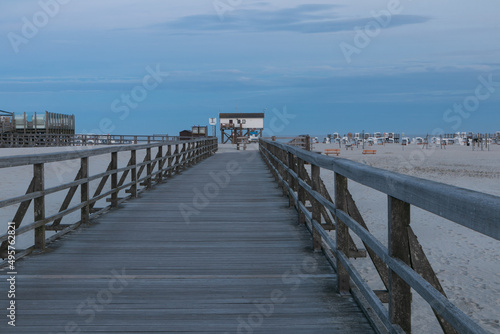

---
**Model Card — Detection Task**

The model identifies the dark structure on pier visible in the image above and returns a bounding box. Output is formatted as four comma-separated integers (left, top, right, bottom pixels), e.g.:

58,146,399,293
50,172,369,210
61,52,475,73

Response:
219,112,264,144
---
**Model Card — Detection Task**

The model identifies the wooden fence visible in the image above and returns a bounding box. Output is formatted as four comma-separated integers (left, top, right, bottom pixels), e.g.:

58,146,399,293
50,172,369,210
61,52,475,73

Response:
259,138,499,334
0,133,204,148
0,138,217,261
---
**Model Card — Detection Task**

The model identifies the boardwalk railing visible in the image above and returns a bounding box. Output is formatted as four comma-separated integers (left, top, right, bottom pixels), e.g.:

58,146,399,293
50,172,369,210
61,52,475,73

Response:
0,138,217,260
0,133,203,148
260,138,499,334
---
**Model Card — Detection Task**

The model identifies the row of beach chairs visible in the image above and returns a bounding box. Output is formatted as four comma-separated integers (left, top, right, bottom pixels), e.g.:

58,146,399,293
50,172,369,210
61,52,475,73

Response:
324,149,377,156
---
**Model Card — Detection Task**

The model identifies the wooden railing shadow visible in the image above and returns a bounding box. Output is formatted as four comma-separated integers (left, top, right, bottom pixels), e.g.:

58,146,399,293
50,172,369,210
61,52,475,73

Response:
0,138,217,262
260,138,499,334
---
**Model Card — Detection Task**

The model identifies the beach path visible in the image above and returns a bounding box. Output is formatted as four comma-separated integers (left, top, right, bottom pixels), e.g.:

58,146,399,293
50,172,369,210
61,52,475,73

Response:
1,150,375,333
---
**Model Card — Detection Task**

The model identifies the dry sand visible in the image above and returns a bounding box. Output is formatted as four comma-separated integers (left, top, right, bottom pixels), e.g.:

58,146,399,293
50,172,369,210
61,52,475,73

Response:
0,142,498,333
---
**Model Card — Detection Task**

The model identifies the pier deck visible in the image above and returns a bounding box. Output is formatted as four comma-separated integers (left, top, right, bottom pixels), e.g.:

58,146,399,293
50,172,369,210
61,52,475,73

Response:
1,150,374,333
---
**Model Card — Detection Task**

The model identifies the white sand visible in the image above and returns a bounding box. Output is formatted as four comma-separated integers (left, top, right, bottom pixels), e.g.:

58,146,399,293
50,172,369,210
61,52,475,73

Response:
0,142,498,333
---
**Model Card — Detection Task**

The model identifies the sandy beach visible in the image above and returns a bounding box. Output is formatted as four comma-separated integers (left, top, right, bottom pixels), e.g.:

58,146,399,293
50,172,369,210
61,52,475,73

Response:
1,142,498,333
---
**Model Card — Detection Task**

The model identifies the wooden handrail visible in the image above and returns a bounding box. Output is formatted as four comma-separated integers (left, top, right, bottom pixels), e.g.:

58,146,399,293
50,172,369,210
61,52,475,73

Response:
259,138,496,334
0,132,215,148
261,139,499,240
0,138,218,259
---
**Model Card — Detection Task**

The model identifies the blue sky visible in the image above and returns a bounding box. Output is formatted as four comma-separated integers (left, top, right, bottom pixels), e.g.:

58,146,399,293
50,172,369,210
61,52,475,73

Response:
0,0,499,136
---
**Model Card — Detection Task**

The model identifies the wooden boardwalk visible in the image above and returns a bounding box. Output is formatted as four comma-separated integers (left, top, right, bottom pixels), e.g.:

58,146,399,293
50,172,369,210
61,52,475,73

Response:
1,150,375,333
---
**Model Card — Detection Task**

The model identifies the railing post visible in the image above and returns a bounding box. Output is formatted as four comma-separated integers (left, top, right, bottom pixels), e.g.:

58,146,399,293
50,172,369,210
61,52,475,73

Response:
279,150,287,197
157,145,163,183
192,141,196,164
198,140,202,162
305,135,311,151
272,147,282,188
181,143,186,171
146,147,152,189
311,164,321,252
335,173,350,293
130,150,137,198
34,163,45,251
174,143,180,175
188,142,193,166
111,152,118,207
81,157,89,224
200,140,204,160
388,196,412,333
287,152,295,207
166,145,172,178
297,158,306,224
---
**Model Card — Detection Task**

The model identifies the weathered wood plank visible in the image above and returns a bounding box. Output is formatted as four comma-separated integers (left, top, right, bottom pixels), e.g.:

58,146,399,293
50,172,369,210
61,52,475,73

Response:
335,173,350,294
388,196,412,333
34,163,45,251
408,227,458,334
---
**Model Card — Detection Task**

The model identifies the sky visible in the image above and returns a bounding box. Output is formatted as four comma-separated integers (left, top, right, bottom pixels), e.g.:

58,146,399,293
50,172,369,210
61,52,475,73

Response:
0,0,499,136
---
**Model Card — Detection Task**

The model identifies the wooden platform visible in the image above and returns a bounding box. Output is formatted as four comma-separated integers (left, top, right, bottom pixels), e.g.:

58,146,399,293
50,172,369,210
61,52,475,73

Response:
1,150,375,333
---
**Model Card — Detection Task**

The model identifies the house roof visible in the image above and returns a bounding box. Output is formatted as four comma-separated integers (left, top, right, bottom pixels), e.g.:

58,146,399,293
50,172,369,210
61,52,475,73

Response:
219,113,264,119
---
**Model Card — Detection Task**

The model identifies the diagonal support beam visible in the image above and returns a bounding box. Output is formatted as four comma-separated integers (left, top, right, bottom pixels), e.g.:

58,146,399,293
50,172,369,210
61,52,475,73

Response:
0,178,35,255
89,162,112,210
345,189,390,289
51,168,83,228
408,227,458,334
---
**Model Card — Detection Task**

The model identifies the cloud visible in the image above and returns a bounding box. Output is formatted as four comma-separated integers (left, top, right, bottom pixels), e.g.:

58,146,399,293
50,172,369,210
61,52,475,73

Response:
164,4,429,34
